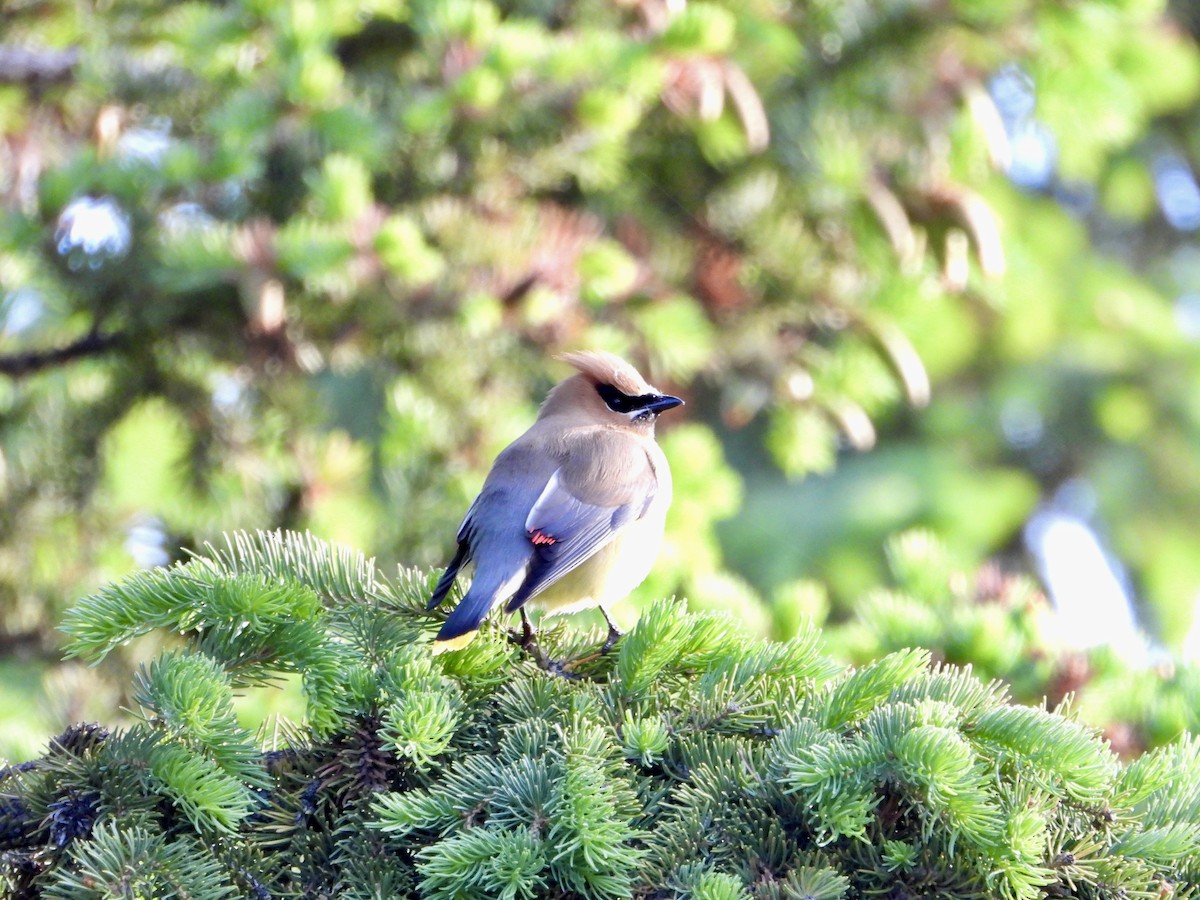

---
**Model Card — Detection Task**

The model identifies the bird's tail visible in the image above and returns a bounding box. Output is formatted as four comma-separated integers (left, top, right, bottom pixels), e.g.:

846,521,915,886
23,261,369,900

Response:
432,581,498,652
427,542,469,611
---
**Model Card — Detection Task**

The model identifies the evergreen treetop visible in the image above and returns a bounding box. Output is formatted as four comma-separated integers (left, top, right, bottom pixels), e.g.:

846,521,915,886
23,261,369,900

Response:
2,531,1197,898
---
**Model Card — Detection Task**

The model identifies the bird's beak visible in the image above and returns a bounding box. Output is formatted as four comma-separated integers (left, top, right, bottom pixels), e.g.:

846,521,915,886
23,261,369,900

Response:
645,394,684,414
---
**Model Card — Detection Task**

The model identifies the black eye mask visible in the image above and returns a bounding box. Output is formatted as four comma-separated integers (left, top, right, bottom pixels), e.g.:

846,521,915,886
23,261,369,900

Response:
596,383,659,414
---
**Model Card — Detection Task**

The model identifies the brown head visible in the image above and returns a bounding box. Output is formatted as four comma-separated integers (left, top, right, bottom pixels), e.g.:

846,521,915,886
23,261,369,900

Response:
539,350,684,430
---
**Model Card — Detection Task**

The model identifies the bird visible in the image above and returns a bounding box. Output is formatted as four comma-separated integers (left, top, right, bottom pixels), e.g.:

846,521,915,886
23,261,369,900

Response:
427,351,684,654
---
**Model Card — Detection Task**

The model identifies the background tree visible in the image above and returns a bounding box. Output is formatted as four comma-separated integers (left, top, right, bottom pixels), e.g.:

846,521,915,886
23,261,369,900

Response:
4,0,1200,757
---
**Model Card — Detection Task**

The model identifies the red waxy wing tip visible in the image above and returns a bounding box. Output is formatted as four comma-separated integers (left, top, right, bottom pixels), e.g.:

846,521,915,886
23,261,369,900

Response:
529,529,557,546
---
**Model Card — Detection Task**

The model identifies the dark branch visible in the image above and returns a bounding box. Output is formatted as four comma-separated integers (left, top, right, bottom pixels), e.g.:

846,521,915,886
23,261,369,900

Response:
0,44,80,86
0,331,124,378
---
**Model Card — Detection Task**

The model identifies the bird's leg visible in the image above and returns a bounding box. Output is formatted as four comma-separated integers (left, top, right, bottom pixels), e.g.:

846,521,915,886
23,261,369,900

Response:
507,608,539,652
519,608,537,649
506,609,581,679
599,606,623,655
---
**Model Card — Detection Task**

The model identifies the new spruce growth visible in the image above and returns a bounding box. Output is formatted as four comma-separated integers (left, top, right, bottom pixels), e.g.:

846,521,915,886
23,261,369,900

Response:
2,530,1198,898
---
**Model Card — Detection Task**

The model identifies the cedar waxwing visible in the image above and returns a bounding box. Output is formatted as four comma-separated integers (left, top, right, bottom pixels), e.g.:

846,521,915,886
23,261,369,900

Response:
427,351,684,652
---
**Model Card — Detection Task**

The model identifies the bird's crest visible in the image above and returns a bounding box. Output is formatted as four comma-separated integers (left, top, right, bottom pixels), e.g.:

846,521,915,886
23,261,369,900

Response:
557,350,652,396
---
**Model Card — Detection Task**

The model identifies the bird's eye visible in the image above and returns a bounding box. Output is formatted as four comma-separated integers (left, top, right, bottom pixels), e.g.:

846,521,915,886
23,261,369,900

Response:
596,383,636,413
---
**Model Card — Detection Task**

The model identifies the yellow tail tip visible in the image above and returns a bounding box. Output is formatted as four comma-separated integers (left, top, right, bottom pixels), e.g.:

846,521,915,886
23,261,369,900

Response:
431,631,476,654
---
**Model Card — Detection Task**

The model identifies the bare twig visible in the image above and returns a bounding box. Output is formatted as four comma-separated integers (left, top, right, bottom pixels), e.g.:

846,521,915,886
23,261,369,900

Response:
0,330,124,378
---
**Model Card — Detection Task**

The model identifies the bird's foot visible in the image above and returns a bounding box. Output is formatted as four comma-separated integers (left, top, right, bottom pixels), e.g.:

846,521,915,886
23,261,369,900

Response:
539,655,582,680
521,639,581,680
506,609,579,678
600,623,623,656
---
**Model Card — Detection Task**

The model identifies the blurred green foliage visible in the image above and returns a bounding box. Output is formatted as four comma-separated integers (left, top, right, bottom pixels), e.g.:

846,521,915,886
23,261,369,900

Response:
824,529,1200,759
4,0,1200,756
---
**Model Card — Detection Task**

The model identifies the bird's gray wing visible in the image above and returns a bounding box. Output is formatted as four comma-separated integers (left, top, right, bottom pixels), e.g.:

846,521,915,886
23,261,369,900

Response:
505,431,658,611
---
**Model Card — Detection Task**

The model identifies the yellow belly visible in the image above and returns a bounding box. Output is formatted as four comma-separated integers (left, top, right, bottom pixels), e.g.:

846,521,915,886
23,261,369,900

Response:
529,509,666,617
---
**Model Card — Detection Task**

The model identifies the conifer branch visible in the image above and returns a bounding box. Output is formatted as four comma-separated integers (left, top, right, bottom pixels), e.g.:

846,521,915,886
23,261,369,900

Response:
11,532,1200,898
